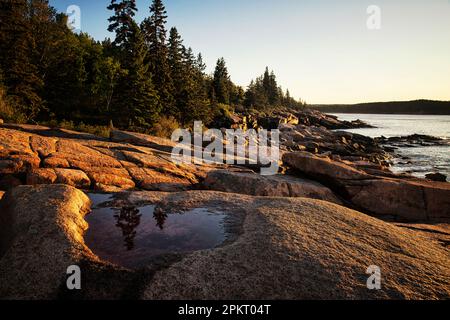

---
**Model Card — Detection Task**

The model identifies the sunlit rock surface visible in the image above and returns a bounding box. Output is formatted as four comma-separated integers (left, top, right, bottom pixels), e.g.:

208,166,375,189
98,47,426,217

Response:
0,120,449,300
138,191,450,300
0,126,207,192
0,185,93,299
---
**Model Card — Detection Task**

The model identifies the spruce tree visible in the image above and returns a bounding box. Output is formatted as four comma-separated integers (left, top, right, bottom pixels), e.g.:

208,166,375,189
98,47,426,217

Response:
268,70,280,105
213,57,230,105
262,67,271,98
167,27,185,118
195,53,207,73
181,46,211,124
168,28,210,124
114,22,160,128
107,0,138,48
141,0,174,114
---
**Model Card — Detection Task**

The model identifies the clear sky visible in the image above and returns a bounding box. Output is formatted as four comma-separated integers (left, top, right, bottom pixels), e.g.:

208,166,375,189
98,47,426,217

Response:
49,0,450,104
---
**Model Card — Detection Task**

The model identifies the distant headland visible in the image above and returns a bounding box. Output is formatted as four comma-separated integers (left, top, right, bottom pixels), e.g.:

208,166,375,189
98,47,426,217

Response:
310,100,450,115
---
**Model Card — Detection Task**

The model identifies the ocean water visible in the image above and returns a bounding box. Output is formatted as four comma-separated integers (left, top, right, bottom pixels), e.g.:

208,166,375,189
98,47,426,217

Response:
330,114,450,179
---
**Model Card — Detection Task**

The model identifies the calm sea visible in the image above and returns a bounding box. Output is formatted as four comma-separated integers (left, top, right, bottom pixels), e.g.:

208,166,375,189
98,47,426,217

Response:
330,114,450,179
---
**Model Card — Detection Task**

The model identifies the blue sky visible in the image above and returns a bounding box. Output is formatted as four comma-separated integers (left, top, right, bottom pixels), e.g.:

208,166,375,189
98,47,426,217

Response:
50,0,450,104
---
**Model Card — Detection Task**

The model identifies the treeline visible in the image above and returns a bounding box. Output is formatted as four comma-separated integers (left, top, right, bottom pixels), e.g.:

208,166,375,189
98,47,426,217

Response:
311,100,450,115
0,0,305,133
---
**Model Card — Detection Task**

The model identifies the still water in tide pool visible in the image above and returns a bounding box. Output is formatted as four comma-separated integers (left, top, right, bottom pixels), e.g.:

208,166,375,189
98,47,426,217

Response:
85,194,227,269
330,114,450,178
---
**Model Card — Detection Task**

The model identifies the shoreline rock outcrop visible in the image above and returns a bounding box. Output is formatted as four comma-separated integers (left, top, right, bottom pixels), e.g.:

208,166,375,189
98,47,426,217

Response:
0,113,449,300
283,152,450,221
1,120,448,223
278,122,390,166
0,126,209,193
376,134,449,148
1,185,449,300
297,109,374,130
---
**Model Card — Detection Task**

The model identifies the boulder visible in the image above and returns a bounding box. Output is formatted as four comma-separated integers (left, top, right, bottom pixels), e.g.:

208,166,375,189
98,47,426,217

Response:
0,126,208,192
283,152,371,181
27,167,91,189
54,168,91,189
30,135,57,158
127,167,192,192
0,185,93,299
42,155,70,168
344,179,428,220
136,191,450,300
203,170,342,205
86,167,135,191
0,128,33,155
26,168,58,185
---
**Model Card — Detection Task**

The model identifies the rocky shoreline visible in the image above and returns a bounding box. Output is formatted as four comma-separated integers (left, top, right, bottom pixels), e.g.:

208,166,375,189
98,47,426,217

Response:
0,110,449,300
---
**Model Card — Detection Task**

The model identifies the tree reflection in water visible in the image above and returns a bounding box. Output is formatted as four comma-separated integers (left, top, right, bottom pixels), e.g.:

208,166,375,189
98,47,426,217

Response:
114,206,142,251
154,207,168,230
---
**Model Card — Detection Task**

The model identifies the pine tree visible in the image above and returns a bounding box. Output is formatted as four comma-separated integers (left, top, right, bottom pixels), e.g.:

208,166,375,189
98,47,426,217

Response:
107,0,138,48
141,0,174,113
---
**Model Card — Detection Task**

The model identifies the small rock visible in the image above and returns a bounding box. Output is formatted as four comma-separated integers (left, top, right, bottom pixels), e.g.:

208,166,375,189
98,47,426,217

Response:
426,173,447,182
